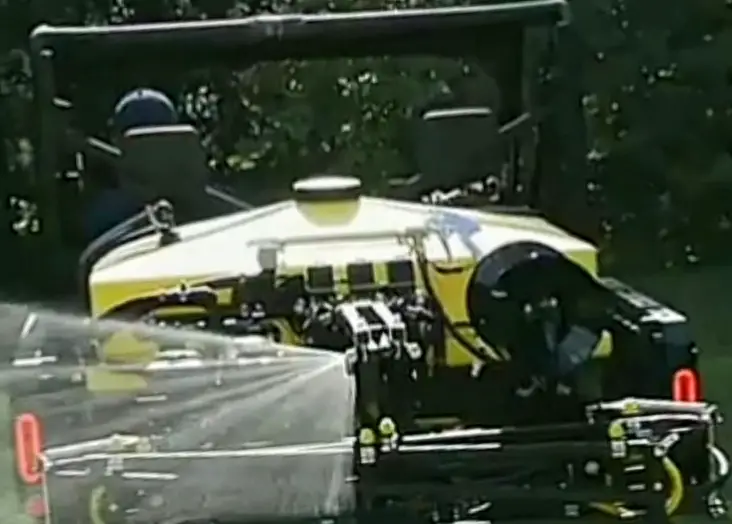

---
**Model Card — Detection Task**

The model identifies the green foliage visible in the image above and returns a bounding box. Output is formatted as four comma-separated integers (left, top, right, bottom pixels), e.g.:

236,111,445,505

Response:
214,56,477,200
2,0,732,297
575,0,732,270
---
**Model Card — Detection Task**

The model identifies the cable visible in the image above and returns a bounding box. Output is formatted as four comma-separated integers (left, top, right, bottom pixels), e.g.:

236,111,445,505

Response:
412,245,500,363
78,206,155,310
710,444,731,491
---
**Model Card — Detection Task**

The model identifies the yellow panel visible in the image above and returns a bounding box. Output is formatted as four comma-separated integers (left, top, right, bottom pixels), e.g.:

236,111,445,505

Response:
153,306,207,317
565,248,598,276
215,288,233,306
565,249,612,358
90,276,233,318
90,244,609,373
92,277,196,317
333,265,349,296
372,261,389,288
417,259,497,366
595,330,612,358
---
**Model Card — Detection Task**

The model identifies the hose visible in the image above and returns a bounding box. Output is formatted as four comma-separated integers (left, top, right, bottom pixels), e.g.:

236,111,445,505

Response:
78,207,156,310
664,455,685,515
710,444,731,491
412,246,500,363
590,455,684,519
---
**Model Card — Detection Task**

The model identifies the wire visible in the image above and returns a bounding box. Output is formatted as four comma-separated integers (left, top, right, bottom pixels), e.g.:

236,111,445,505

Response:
710,444,731,491
78,206,156,309
413,247,500,363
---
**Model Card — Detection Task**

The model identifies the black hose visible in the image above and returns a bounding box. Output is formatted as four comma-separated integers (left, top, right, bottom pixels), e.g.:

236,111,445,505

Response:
77,208,155,311
415,253,493,363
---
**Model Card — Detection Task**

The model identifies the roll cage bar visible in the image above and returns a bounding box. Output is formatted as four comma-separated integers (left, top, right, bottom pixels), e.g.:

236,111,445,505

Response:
30,1,568,66
28,0,592,253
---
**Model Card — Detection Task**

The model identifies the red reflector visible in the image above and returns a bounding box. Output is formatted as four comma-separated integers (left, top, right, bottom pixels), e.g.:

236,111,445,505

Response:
14,413,43,485
673,368,700,402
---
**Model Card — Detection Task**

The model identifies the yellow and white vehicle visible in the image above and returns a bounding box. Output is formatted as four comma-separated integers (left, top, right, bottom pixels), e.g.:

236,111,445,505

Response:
6,1,731,523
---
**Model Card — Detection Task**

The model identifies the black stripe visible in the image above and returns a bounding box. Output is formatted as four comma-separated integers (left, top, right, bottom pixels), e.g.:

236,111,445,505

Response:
386,260,415,290
306,265,335,293
347,263,375,290
431,264,468,275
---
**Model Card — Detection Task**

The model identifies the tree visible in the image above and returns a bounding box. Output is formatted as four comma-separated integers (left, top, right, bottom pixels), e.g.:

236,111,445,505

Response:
575,0,732,270
1,0,732,297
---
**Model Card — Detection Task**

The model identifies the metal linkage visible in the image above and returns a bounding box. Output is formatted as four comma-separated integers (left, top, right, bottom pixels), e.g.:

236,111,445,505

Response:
339,298,425,436
349,396,732,524
352,415,673,524
340,300,421,362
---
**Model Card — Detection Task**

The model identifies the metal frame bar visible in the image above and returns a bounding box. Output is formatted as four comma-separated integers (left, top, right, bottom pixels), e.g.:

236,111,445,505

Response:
30,2,568,60
27,0,569,213
44,428,671,522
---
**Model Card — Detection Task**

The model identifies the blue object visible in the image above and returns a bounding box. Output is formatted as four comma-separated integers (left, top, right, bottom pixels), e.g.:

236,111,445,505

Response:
428,210,481,237
427,210,482,255
113,88,178,134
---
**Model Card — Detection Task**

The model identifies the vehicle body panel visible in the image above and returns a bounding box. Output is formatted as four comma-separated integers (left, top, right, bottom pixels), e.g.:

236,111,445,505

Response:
89,197,602,369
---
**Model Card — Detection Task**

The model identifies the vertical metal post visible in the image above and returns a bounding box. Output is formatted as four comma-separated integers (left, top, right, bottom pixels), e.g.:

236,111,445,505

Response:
533,10,597,242
556,20,595,241
28,35,61,246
